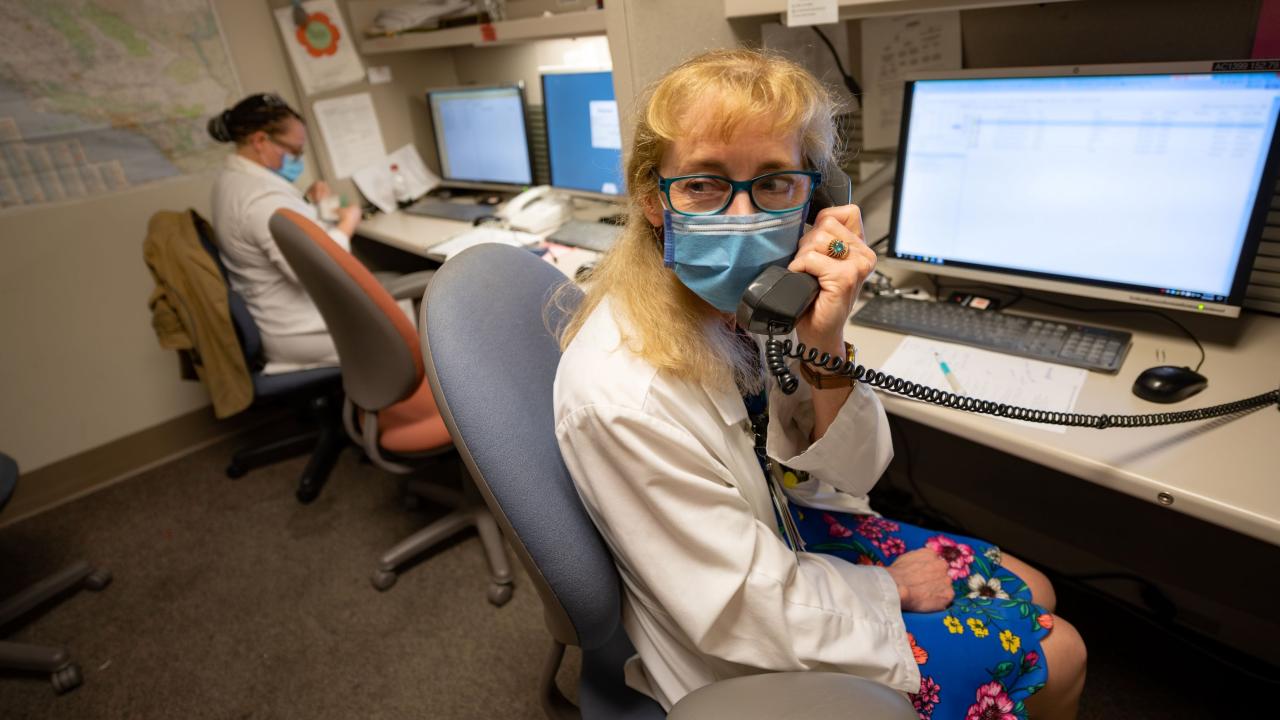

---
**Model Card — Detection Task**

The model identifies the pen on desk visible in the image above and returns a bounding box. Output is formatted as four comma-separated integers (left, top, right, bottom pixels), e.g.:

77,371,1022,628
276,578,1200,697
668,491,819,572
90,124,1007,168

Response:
933,352,968,395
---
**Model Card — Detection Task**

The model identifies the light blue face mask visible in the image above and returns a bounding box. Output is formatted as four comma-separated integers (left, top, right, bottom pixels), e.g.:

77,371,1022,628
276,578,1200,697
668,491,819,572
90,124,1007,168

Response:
663,208,806,314
274,153,304,183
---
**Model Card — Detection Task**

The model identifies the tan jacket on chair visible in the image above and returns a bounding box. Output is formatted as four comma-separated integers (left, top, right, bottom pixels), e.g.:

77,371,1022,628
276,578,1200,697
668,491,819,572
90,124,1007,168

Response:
144,210,253,418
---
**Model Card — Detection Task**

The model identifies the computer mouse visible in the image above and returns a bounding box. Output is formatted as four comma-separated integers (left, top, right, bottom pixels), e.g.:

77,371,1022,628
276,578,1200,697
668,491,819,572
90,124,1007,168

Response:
1132,365,1208,404
479,194,502,206
575,262,597,282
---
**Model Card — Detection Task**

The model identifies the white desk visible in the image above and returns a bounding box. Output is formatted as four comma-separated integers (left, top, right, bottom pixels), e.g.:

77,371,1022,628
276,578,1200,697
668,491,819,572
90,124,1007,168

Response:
356,210,473,256
845,275,1280,546
356,202,609,280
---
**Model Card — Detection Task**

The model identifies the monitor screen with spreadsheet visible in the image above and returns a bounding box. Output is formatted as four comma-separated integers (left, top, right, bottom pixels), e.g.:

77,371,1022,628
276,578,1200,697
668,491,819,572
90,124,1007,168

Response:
541,70,624,197
426,84,533,188
887,62,1280,318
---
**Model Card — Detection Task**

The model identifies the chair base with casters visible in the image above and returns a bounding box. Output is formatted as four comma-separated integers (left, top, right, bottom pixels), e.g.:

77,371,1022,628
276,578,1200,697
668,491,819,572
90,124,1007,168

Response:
225,368,346,504
350,404,514,603
0,561,112,694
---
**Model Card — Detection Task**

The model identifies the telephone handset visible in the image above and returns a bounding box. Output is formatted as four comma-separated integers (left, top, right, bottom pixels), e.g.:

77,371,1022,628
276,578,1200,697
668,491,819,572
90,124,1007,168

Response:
734,179,1278,428
497,185,572,233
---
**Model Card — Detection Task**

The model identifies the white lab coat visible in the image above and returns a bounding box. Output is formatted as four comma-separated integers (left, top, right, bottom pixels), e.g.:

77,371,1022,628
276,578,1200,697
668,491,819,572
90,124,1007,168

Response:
210,154,350,371
554,298,920,711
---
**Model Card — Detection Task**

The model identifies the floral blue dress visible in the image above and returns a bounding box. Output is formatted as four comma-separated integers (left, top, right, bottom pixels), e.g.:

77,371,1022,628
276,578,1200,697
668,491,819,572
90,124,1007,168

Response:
742,375,1051,719
790,507,1053,720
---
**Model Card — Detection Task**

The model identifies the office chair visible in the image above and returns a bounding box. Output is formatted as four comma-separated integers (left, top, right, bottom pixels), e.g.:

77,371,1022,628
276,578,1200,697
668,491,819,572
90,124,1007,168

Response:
0,452,111,694
188,210,345,504
268,209,513,603
420,244,918,719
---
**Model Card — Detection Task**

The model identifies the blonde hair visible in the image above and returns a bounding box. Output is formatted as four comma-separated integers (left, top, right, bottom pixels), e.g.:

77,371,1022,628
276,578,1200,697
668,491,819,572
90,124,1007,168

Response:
554,48,842,391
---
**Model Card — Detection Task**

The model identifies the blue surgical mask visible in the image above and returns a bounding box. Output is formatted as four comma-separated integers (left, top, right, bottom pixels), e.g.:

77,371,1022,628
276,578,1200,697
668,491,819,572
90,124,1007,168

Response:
664,208,805,313
274,153,304,183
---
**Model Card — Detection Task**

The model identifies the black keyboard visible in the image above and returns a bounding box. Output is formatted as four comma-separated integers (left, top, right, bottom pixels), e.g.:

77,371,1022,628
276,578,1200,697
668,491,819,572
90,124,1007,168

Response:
403,198,494,223
850,295,1132,372
548,220,621,252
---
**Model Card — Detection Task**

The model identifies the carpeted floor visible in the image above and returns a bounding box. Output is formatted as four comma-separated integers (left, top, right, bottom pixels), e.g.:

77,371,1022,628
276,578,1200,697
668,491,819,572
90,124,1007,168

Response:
0,434,1258,718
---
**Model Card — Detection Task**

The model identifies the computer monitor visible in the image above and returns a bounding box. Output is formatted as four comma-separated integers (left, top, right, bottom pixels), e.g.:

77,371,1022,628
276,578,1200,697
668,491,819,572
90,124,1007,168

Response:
886,61,1280,318
541,69,625,198
426,83,534,189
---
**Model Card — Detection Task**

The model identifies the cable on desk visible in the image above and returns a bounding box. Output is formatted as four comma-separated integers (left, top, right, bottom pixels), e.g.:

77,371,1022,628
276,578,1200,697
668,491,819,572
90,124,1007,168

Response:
765,335,1279,428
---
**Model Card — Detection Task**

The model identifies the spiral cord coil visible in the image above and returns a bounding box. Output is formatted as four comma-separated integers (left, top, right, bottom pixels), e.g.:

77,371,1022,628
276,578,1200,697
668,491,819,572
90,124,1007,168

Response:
766,337,1280,429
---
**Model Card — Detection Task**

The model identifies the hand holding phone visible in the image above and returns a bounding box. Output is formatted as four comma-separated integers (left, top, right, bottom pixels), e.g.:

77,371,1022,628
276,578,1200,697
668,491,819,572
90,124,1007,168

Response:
785,204,876,356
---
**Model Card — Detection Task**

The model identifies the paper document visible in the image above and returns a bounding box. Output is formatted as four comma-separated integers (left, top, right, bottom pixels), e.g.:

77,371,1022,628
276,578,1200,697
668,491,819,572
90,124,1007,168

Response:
352,164,397,214
428,227,542,261
387,144,441,198
877,336,1088,434
861,12,961,150
312,93,387,179
274,0,364,95
589,101,621,149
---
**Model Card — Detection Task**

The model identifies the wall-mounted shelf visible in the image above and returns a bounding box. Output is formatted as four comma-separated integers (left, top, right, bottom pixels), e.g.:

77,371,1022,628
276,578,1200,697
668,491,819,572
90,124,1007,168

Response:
724,0,1079,20
354,8,607,55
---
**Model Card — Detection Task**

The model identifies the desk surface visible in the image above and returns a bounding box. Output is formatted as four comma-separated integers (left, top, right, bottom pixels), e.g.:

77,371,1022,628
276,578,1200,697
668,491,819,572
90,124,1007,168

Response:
356,203,604,280
845,275,1280,546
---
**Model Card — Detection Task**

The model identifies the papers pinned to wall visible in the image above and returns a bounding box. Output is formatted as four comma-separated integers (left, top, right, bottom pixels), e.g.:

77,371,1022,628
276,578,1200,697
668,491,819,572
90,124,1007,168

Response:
861,12,962,150
274,0,364,95
311,93,386,179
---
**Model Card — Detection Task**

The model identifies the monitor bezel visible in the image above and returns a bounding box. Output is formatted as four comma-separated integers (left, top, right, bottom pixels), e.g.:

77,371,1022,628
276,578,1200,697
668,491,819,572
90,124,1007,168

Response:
424,82,536,191
884,59,1280,319
539,68,626,202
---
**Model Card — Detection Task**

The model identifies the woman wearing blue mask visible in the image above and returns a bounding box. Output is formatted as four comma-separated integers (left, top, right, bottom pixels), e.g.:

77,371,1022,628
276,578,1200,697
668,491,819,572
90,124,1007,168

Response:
207,93,362,372
553,49,1085,719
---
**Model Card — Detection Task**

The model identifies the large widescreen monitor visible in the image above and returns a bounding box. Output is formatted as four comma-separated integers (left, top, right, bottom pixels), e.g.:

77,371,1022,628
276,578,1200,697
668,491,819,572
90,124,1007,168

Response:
541,69,624,198
886,61,1280,318
426,83,534,188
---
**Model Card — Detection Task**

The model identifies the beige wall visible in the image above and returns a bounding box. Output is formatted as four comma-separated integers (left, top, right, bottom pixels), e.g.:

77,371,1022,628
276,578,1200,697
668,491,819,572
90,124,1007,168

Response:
0,0,304,474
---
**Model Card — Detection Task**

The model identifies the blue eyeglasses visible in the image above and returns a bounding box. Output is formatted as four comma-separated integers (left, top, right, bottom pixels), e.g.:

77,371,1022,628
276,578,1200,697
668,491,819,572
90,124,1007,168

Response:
657,170,823,216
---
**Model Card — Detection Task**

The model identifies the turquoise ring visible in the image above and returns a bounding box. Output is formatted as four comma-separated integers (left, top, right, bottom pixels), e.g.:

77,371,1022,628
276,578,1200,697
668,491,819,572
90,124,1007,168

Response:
826,237,850,260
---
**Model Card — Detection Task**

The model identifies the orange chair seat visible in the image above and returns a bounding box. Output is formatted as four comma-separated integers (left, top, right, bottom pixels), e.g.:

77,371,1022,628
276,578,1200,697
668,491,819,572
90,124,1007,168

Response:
371,377,453,454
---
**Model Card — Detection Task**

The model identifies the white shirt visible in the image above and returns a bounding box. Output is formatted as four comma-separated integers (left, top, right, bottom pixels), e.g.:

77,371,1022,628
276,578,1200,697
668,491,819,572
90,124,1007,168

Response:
553,298,920,711
210,154,350,341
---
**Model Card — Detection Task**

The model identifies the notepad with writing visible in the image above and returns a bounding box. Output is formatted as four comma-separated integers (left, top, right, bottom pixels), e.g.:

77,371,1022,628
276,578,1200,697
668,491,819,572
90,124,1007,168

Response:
877,336,1088,434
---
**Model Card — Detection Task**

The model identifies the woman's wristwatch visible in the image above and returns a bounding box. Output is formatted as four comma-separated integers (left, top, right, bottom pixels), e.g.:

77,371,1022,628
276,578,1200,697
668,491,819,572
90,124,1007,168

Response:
798,341,858,389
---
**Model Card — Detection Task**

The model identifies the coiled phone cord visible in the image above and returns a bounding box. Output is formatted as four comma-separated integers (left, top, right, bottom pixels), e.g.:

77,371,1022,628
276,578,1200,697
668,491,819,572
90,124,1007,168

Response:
765,336,1280,429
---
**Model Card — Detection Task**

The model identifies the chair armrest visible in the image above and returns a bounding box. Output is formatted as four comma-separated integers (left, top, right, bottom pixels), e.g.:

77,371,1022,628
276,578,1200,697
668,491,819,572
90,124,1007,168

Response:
666,672,917,720
380,270,436,302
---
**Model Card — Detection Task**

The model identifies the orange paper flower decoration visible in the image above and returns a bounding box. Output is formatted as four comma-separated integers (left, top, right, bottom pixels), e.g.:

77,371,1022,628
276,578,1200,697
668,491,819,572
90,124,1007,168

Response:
297,12,341,58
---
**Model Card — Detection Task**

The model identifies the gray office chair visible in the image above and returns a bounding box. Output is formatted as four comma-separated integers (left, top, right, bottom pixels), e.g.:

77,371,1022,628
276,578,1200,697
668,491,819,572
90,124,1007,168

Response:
189,209,346,504
268,209,512,602
420,244,917,719
0,452,111,694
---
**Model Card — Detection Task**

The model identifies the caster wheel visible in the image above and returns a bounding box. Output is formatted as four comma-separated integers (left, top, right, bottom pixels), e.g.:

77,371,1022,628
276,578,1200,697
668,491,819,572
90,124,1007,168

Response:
296,484,320,505
226,463,247,479
487,583,514,607
85,569,112,591
371,569,397,592
51,664,82,695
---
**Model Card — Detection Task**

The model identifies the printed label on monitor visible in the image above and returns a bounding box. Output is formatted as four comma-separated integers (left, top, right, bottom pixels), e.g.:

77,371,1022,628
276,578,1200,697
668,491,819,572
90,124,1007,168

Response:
589,100,621,150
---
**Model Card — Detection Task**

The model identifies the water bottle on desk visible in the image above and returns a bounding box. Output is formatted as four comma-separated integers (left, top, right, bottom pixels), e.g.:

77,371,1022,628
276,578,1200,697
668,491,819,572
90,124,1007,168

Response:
391,163,412,209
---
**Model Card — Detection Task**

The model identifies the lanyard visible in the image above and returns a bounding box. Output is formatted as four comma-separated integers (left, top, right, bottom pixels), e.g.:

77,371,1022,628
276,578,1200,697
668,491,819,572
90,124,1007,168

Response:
740,355,806,554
